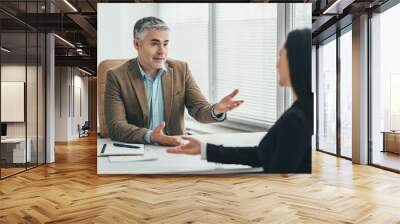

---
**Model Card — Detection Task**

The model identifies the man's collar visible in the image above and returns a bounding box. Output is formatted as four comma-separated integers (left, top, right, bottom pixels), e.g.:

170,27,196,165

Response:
137,59,167,79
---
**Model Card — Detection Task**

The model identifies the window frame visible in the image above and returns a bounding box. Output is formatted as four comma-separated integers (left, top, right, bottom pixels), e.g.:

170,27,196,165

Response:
368,0,400,173
315,24,353,160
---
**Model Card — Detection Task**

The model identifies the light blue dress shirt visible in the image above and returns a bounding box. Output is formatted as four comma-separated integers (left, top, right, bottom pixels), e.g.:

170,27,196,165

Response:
138,63,166,144
137,62,226,144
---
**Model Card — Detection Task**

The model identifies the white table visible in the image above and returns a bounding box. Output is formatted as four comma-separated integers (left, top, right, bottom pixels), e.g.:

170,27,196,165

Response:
1,138,31,163
97,132,266,174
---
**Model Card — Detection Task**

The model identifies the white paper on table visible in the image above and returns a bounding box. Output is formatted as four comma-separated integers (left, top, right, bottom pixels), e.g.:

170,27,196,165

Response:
108,150,158,162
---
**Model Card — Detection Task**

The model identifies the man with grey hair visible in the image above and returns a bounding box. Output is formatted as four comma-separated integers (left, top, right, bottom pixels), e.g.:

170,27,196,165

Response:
105,16,243,146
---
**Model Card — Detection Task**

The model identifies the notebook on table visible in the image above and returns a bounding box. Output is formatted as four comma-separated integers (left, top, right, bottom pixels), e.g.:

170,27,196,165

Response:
99,142,145,157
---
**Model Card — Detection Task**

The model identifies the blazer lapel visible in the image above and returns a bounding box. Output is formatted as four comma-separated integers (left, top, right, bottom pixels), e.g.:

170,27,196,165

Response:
162,63,173,127
128,58,149,125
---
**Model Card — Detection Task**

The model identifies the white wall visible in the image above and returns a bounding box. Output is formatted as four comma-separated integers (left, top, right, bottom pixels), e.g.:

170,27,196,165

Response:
1,64,26,81
55,67,68,141
72,74,89,138
1,65,31,137
97,3,158,66
55,67,89,141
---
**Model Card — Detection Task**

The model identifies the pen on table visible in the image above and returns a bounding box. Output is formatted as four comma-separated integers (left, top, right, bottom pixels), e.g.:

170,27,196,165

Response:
101,144,107,154
113,142,141,149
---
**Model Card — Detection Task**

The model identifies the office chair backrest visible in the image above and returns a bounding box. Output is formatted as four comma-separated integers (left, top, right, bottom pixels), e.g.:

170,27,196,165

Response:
82,121,90,130
97,59,128,138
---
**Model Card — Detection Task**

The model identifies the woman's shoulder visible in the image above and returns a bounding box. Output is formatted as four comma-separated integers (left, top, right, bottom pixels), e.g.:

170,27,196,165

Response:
277,102,310,131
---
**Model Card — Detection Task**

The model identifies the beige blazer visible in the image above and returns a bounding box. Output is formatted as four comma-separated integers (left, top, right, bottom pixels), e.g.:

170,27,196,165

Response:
104,58,223,143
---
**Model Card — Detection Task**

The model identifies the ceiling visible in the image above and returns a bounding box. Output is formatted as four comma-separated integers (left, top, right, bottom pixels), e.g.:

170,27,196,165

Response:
0,0,393,75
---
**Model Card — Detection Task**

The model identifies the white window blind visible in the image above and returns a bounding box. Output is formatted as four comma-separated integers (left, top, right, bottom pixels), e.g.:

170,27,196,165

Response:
158,4,210,99
214,4,278,126
292,3,312,30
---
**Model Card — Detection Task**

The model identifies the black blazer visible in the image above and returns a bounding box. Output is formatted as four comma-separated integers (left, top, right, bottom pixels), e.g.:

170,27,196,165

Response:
206,100,312,173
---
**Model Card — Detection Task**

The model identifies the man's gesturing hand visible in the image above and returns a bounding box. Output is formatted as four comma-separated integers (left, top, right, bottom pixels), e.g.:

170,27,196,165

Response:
150,122,181,146
214,89,244,115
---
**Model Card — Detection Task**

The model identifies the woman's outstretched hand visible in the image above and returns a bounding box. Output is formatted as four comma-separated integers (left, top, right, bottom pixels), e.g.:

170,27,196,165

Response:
166,136,201,155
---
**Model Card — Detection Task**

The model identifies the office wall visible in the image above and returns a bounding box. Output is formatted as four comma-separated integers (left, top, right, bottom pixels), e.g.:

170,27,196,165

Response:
55,67,68,141
97,3,158,66
1,65,25,139
73,73,89,138
54,67,89,141
1,64,40,138
1,82,24,122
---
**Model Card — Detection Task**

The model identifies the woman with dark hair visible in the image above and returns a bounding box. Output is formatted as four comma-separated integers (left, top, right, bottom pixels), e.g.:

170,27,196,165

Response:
167,29,313,173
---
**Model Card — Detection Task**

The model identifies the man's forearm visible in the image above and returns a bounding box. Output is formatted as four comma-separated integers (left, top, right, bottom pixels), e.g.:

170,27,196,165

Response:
211,104,226,121
144,130,153,144
107,121,148,143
